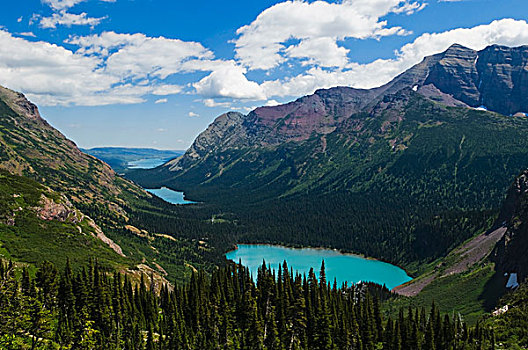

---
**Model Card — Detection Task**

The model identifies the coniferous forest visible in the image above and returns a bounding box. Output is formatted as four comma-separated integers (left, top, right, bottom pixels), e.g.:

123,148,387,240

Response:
0,259,498,350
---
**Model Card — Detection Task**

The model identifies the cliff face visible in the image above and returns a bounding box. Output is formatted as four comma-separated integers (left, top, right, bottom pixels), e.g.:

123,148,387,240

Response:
477,45,528,115
165,44,528,174
493,171,528,283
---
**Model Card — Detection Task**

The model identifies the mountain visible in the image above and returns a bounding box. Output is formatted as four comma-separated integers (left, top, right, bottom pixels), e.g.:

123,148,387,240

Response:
131,44,528,266
82,147,183,173
161,44,528,173
0,85,234,282
0,86,144,215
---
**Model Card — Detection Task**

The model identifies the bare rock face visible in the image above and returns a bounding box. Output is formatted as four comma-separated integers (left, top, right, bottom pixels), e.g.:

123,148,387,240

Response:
34,192,125,257
166,44,528,173
493,171,528,282
424,44,480,106
36,194,82,223
168,112,247,171
477,45,528,115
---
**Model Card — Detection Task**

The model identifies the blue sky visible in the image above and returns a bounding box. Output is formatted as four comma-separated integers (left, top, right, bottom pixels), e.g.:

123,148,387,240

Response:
0,0,528,149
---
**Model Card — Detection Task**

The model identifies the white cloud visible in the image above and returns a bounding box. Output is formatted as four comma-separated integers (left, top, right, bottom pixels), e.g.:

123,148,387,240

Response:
17,32,36,38
265,99,280,106
151,84,182,96
43,0,86,11
202,99,232,108
39,0,116,29
188,111,199,117
39,11,106,29
67,31,214,79
285,37,350,68
0,30,215,106
17,16,23,23
234,0,423,70
260,18,528,98
193,62,266,100
42,0,115,11
155,98,168,104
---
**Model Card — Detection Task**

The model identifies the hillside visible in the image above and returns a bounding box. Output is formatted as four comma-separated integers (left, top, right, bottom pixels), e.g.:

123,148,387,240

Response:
0,85,236,283
130,44,528,266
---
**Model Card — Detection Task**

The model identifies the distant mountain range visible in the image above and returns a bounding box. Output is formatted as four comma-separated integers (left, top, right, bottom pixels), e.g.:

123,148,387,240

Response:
82,147,184,173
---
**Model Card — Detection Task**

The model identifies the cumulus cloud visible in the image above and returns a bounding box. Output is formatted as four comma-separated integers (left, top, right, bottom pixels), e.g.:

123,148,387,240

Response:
66,31,214,79
38,0,116,29
234,0,423,70
193,62,266,100
155,99,168,104
17,32,36,38
0,30,214,106
188,111,200,117
42,0,115,11
202,99,232,108
261,18,528,98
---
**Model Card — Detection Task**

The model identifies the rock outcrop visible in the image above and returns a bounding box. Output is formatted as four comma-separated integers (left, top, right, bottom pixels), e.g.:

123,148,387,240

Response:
166,44,528,173
493,170,528,283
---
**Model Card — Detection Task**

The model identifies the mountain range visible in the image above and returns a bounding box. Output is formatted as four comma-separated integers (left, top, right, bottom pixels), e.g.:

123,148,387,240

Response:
2,43,528,345
131,43,528,268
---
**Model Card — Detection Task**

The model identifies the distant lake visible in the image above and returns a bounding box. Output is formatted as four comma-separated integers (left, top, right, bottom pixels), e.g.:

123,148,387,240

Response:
128,158,172,169
226,244,412,290
145,187,196,205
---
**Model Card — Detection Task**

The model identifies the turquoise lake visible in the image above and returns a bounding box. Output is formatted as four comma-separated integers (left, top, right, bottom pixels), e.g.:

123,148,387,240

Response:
145,187,196,205
128,158,171,169
226,244,412,290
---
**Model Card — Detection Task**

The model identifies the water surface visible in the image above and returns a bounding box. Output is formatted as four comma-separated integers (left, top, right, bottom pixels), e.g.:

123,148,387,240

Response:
128,158,171,169
145,187,196,205
226,244,412,290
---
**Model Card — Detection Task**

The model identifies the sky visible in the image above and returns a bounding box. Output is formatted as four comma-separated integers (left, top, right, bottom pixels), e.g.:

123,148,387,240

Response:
1,0,528,149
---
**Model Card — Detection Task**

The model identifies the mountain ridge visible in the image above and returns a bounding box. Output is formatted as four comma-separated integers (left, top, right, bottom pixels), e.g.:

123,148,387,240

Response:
164,43,528,175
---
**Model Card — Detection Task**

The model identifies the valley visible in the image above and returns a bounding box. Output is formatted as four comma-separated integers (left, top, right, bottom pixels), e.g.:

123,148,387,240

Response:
2,42,528,348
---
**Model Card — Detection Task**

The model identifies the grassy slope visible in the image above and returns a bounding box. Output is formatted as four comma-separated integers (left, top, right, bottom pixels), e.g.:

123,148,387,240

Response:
0,170,129,272
0,86,235,284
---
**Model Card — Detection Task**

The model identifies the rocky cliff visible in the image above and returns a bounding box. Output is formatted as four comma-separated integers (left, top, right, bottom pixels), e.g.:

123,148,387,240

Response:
493,170,528,283
165,44,528,174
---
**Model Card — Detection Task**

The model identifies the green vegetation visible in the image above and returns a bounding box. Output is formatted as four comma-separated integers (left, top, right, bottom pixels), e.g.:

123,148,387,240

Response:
133,93,528,267
387,264,502,325
0,259,496,349
0,170,128,272
483,282,528,348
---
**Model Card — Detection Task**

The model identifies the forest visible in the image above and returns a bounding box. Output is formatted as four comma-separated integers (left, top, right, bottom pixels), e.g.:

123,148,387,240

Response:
0,259,499,350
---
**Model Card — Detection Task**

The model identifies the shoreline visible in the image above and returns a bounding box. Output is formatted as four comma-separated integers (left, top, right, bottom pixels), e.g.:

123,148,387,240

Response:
224,242,414,285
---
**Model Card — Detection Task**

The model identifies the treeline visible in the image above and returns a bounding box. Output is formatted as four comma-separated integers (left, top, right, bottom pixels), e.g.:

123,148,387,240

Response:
0,259,496,349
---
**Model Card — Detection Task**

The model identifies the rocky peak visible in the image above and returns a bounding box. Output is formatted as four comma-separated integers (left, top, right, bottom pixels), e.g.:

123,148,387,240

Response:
423,44,480,106
477,45,528,115
166,44,528,172
0,86,42,121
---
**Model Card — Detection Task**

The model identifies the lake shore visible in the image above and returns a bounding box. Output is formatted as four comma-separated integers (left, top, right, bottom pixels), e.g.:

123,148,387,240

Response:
225,243,413,290
225,242,414,278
